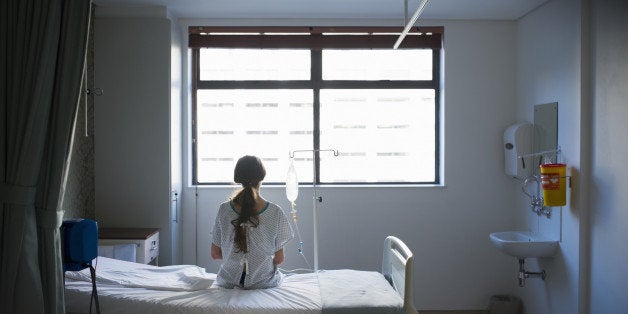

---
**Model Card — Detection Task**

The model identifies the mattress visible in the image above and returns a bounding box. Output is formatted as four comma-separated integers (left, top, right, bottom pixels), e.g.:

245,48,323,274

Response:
64,257,402,314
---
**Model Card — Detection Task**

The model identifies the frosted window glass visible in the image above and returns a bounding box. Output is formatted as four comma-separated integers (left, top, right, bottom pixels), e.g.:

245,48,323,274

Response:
196,89,314,183
200,49,310,81
319,89,435,183
322,49,432,81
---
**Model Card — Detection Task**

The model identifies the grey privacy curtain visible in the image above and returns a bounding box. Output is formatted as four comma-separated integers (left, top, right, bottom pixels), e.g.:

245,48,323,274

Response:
0,0,91,313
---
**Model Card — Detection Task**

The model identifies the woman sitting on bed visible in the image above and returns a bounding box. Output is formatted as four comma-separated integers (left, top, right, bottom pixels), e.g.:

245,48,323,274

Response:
211,155,294,289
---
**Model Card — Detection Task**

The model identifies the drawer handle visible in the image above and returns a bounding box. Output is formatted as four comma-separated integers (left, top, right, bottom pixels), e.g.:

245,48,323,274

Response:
150,240,158,251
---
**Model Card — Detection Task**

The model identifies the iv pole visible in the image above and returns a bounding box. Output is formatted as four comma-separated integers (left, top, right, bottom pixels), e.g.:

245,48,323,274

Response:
289,149,338,272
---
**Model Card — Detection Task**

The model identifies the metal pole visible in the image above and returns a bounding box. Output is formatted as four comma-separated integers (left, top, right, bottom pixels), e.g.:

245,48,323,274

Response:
312,154,318,272
289,149,338,272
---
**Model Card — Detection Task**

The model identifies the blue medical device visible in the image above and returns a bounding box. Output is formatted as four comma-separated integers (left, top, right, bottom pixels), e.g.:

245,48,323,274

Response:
61,219,98,272
61,218,100,313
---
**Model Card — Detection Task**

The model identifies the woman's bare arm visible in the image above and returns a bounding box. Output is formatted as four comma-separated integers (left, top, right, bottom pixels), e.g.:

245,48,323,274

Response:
211,243,222,260
273,248,284,265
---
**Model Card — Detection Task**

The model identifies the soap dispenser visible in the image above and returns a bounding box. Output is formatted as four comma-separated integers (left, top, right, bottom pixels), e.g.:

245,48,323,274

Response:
503,123,533,178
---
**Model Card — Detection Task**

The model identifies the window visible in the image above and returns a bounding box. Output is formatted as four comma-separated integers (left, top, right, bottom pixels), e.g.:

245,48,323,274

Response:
190,27,442,185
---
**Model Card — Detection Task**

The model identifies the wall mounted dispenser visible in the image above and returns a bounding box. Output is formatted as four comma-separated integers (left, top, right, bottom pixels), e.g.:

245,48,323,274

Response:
503,123,533,178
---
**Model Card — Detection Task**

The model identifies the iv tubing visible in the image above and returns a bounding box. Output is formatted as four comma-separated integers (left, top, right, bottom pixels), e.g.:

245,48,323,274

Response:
290,204,312,270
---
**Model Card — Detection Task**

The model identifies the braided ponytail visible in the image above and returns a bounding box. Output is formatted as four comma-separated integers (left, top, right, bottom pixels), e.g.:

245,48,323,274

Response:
231,156,266,253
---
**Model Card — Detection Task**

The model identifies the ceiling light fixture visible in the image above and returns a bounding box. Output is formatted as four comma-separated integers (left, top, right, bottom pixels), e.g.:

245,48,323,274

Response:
393,0,429,49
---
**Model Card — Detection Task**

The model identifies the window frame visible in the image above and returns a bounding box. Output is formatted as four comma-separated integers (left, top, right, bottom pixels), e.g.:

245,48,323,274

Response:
190,27,442,185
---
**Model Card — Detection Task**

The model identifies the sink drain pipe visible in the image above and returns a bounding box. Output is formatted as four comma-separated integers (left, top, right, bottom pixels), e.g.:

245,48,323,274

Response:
518,259,546,287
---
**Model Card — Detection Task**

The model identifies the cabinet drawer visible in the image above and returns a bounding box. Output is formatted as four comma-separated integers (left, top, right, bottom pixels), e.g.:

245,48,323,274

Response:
143,232,159,264
98,228,159,264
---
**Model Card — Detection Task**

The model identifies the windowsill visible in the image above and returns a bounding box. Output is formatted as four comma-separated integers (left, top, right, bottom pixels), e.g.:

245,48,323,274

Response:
187,183,446,189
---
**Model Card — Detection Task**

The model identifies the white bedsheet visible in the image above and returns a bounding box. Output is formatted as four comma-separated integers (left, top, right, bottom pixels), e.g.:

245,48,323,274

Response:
318,269,403,314
65,257,215,291
64,257,402,314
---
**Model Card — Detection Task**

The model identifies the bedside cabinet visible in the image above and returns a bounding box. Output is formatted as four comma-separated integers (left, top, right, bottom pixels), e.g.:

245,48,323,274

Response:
98,228,159,265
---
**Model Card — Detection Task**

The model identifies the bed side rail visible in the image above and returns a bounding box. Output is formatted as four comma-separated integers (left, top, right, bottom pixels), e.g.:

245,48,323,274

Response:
382,236,416,314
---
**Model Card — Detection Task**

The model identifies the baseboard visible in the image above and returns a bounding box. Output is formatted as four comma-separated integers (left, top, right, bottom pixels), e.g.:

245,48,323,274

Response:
418,311,489,314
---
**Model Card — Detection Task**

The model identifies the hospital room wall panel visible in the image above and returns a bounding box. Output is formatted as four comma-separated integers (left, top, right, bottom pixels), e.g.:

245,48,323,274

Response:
180,18,519,311
93,7,183,266
588,1,628,312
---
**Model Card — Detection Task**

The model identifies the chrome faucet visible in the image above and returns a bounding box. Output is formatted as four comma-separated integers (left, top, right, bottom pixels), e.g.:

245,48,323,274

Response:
522,175,551,218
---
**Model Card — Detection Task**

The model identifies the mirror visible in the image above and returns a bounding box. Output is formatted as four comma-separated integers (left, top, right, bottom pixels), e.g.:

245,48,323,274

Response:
533,102,558,174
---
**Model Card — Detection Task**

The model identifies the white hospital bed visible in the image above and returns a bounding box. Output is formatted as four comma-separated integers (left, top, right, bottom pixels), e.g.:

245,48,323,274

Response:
64,236,415,314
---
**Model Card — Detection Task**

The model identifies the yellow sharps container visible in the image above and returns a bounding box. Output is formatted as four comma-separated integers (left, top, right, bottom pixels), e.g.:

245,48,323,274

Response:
540,163,566,206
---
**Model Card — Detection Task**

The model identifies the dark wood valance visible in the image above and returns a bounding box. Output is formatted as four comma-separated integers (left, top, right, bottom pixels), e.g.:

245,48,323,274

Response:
188,26,443,49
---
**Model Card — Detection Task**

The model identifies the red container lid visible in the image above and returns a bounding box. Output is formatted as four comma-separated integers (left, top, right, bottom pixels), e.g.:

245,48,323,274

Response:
540,163,566,168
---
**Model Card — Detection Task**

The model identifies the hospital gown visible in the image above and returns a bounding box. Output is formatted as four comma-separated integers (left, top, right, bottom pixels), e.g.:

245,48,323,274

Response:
212,201,294,289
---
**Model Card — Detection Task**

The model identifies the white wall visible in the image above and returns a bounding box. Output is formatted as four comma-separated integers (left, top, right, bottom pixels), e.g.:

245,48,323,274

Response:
515,0,582,313
94,7,177,264
179,19,520,310
589,0,628,312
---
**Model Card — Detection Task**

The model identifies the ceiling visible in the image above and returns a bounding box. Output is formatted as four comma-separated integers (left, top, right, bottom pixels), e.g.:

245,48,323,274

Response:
93,0,550,21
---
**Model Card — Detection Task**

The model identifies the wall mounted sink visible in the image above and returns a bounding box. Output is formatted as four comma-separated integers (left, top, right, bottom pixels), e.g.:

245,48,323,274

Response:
489,231,558,259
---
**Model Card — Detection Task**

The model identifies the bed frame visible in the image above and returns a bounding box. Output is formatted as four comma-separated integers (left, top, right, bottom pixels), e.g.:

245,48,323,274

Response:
382,236,416,314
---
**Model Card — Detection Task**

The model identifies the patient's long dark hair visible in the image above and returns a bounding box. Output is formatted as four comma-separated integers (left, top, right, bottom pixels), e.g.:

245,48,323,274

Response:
231,155,266,253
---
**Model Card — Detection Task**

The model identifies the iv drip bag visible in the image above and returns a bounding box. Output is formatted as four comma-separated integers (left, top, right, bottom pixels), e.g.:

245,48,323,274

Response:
286,159,299,203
